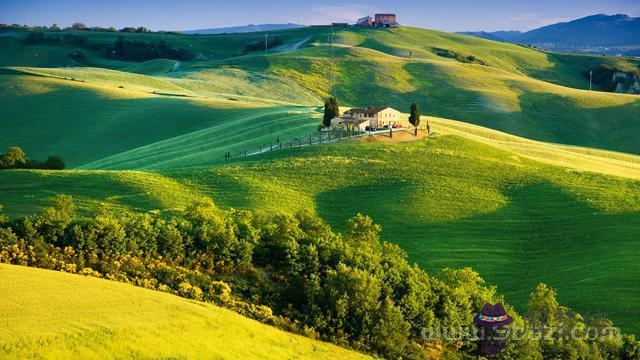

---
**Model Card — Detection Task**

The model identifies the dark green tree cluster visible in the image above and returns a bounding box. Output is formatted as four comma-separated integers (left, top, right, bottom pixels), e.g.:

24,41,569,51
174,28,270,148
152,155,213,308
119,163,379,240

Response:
119,26,150,33
105,36,194,62
0,147,65,170
323,96,339,128
0,196,637,359
23,32,88,46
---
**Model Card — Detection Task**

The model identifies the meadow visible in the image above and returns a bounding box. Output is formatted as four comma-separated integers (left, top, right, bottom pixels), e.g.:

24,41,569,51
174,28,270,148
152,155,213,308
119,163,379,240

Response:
167,134,640,332
1,24,639,341
2,132,638,333
0,264,367,359
1,25,639,172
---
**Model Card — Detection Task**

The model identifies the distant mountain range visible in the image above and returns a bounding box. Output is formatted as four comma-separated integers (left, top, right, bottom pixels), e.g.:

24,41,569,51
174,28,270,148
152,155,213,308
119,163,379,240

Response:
184,23,305,35
460,14,640,56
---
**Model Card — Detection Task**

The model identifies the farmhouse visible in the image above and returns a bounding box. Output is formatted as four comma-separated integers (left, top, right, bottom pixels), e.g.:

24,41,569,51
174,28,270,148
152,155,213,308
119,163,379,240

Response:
331,106,405,130
374,14,399,27
330,118,369,132
343,106,403,127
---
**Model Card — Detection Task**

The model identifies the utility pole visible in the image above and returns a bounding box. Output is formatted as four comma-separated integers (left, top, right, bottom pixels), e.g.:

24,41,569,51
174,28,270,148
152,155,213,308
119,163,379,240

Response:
589,70,593,91
330,25,335,90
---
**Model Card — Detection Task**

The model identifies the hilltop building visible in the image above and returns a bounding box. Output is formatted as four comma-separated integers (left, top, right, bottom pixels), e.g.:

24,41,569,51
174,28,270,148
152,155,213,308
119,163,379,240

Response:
331,106,404,130
350,13,399,28
356,16,373,27
374,14,399,27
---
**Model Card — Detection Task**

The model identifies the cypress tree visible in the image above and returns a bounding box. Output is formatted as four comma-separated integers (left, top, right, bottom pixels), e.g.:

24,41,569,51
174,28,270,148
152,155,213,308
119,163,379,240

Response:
409,102,420,136
323,96,339,128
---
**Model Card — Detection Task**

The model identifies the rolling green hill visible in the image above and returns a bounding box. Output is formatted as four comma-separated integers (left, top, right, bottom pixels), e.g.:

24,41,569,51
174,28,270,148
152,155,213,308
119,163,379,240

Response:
169,134,640,333
2,132,639,333
0,264,367,359
1,24,639,339
1,25,639,171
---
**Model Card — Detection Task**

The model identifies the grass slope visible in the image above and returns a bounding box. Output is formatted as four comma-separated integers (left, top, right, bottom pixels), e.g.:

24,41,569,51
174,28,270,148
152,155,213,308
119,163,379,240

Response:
0,74,320,169
2,25,639,169
0,169,206,218
167,135,640,333
0,134,638,332
0,264,366,359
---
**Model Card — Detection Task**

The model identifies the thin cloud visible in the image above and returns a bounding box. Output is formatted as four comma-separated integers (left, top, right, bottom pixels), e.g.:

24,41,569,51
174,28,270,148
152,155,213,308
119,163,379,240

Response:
306,4,381,25
496,13,569,31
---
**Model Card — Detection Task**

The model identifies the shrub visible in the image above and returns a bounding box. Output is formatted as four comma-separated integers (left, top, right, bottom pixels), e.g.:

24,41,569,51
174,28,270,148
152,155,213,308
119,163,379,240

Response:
104,36,194,62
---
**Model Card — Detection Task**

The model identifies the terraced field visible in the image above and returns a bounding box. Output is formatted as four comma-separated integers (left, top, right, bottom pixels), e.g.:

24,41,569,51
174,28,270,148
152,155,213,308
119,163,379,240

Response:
0,264,367,359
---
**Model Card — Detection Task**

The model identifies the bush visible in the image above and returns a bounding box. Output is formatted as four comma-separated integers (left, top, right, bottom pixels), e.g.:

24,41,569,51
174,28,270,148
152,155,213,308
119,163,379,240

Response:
0,146,65,170
104,36,194,62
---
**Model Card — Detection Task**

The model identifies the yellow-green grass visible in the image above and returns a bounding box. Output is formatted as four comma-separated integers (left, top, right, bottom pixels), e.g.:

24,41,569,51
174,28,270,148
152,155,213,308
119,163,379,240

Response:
2,24,639,175
0,264,367,359
166,136,640,333
233,44,640,154
425,115,640,180
0,74,320,169
3,26,639,157
0,169,206,218
1,135,639,332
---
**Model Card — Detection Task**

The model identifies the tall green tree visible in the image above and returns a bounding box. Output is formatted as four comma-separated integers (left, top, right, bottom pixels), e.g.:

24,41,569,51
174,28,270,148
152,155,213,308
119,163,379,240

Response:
323,96,339,128
409,102,420,136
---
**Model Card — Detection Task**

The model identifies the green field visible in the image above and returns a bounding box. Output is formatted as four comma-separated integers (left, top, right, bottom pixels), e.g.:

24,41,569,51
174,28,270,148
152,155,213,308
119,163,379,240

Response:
168,135,640,333
2,133,639,333
1,24,640,340
0,264,366,359
1,26,639,171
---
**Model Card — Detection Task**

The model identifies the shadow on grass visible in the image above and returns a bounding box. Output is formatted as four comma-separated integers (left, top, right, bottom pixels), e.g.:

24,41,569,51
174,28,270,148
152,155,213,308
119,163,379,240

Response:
316,181,640,333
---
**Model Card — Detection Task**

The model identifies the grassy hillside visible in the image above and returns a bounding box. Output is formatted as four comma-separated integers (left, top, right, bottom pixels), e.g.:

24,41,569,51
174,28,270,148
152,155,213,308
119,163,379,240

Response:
1,133,638,332
1,23,639,338
0,73,320,168
0,169,206,218
0,264,367,359
1,25,639,170
168,135,640,333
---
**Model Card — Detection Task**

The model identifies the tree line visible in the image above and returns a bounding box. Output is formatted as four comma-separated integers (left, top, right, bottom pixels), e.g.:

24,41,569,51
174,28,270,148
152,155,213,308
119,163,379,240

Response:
22,30,195,62
3,22,181,35
0,147,64,170
0,195,638,359
105,36,195,62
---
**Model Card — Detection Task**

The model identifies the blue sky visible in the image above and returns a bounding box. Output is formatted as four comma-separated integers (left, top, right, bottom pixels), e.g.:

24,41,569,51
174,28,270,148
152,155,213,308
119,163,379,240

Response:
1,0,639,32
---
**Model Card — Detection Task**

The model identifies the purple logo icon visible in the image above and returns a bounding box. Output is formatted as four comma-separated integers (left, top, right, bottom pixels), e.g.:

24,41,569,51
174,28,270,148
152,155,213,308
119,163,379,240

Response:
474,303,512,356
